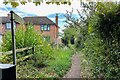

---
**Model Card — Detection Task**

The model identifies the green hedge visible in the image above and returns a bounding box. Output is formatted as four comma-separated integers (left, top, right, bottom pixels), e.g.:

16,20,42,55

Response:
82,2,120,79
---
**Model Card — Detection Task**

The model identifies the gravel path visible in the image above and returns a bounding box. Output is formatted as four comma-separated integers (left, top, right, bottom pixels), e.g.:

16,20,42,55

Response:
63,53,81,78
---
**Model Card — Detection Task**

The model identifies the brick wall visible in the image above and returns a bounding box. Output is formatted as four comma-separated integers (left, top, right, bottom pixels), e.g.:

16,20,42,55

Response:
30,24,58,42
0,24,6,35
39,25,58,42
34,25,40,32
0,23,58,43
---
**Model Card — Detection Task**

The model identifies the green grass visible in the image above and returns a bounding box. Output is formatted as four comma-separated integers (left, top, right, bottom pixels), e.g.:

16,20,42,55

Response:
17,47,73,78
1,45,73,78
46,48,73,77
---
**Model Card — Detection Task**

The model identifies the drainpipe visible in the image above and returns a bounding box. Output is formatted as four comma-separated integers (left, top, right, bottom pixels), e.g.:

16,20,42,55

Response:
55,14,58,27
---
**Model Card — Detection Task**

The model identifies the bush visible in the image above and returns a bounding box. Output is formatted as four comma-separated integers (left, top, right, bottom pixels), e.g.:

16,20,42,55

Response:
17,60,46,78
2,25,43,51
32,42,54,68
16,47,73,78
81,2,120,79
1,24,74,78
62,27,78,46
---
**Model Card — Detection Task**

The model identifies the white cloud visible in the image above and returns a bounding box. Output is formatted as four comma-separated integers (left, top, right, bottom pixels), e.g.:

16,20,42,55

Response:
0,10,9,16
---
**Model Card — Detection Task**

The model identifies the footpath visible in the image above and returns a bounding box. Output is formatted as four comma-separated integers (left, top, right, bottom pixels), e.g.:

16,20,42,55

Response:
63,53,81,78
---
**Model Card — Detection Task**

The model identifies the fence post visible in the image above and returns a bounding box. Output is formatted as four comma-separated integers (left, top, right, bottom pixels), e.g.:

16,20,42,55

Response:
32,46,35,54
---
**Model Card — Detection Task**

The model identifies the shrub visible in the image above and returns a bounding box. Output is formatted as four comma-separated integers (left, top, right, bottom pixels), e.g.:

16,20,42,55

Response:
16,46,73,78
2,25,43,51
17,61,46,78
82,2,120,79
32,42,54,68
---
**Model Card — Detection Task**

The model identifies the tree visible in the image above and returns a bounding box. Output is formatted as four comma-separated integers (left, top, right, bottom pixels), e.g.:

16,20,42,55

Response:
63,2,96,48
63,2,120,78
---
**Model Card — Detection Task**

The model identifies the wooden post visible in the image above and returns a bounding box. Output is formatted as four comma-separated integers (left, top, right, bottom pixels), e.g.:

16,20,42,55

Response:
32,46,35,54
10,11,16,65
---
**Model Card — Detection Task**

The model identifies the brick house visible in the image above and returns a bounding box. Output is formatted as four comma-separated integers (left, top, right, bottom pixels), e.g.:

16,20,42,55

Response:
0,15,59,43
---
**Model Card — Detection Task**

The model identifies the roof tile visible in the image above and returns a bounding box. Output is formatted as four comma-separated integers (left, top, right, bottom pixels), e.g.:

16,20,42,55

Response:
23,16,55,25
0,16,56,25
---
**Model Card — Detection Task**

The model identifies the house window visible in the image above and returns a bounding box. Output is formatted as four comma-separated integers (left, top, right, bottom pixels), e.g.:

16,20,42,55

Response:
6,23,11,29
43,36,51,42
5,22,16,29
41,25,50,31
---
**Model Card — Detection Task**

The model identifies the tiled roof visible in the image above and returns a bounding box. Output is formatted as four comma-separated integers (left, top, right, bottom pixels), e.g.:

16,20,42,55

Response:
0,16,56,25
0,17,11,23
23,16,56,25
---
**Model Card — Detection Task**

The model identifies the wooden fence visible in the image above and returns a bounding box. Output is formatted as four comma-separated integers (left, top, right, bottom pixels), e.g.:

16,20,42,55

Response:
0,47,35,63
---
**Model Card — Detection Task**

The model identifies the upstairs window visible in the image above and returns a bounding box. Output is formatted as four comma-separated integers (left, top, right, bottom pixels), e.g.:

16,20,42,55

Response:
41,25,50,31
5,23,11,29
5,22,16,30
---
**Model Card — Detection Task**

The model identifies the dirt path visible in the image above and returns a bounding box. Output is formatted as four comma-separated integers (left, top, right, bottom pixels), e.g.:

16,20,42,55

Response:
63,53,81,78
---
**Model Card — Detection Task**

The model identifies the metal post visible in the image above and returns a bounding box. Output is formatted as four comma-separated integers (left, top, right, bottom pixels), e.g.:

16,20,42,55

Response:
10,11,16,65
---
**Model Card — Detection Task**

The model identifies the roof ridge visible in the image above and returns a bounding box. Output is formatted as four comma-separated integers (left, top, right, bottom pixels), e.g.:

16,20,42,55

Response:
0,16,8,18
1,16,58,26
23,16,47,18
23,16,56,25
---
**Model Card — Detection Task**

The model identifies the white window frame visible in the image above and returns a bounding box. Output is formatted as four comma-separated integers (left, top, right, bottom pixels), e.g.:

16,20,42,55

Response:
41,25,50,31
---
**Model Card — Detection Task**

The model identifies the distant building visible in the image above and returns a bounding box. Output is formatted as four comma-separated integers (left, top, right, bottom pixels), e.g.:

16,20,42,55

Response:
0,15,59,43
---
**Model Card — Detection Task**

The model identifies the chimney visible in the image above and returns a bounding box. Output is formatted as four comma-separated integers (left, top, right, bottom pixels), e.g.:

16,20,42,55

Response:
7,13,11,19
55,14,58,26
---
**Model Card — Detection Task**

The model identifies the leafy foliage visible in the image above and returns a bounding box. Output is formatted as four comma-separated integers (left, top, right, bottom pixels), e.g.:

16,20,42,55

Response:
63,2,96,49
17,48,73,78
62,27,78,46
82,2,120,78
2,25,43,51
47,48,73,77
63,2,120,79
1,32,73,78
94,2,120,78
32,43,53,68
63,27,77,40
17,61,46,78
3,0,72,7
